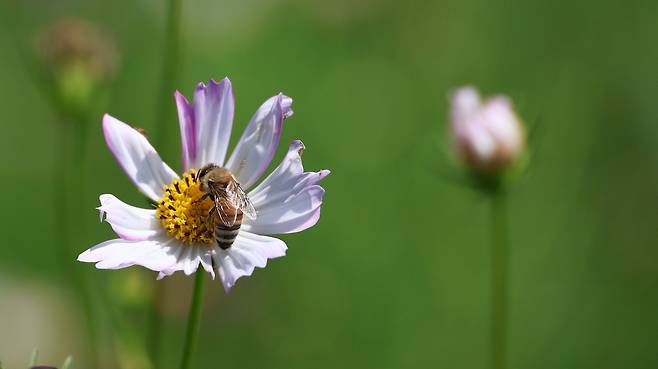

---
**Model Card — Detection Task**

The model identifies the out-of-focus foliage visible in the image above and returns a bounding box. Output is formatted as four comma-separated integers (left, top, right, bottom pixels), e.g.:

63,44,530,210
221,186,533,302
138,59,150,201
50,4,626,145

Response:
0,0,657,368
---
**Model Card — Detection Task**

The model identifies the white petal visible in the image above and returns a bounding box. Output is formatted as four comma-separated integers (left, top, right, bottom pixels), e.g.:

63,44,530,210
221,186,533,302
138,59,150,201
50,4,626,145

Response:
156,244,215,279
193,78,234,168
243,140,328,235
157,271,172,280
248,140,329,209
183,247,199,275
78,237,182,272
199,249,215,279
97,194,160,241
243,184,325,235
225,94,293,189
214,232,287,292
103,114,178,201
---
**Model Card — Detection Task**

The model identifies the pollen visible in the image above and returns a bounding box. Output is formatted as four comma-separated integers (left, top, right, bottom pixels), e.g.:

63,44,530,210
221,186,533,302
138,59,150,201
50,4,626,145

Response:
156,169,215,245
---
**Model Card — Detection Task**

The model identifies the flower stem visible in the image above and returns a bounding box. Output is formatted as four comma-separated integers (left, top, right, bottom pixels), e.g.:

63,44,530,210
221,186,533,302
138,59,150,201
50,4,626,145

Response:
179,271,205,369
54,116,103,368
149,0,184,365
147,278,164,368
490,190,508,369
153,0,183,148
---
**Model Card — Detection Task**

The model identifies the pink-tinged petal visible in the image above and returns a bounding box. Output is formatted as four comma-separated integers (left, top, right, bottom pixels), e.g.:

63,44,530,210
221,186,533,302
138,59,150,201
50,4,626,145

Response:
97,194,160,241
247,140,329,209
450,86,481,124
175,91,196,171
214,232,287,292
193,78,234,168
243,185,325,235
465,120,496,160
103,114,178,201
481,97,524,154
78,237,182,272
225,93,293,189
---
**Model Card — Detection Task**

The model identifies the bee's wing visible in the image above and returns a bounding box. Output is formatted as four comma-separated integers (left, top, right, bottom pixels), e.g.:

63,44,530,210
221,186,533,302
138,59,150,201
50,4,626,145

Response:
214,195,238,227
207,182,238,227
226,181,257,219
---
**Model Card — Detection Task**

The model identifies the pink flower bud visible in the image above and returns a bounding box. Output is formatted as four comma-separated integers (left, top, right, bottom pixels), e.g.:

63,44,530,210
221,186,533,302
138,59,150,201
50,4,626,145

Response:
449,86,526,173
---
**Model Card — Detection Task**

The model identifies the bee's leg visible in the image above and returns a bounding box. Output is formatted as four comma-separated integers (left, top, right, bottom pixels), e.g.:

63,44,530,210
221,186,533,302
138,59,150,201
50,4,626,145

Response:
207,208,215,225
193,193,211,204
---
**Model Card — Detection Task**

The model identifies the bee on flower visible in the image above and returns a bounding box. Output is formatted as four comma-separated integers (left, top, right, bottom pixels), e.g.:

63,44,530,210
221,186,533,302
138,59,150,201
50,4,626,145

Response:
78,78,329,291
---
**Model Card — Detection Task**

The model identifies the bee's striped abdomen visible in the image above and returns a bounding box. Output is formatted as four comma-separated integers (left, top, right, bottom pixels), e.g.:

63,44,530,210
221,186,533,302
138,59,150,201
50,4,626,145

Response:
213,200,243,250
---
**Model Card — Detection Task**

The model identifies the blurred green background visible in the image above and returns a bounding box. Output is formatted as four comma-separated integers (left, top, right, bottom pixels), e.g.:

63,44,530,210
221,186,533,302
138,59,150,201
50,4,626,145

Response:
1,0,657,368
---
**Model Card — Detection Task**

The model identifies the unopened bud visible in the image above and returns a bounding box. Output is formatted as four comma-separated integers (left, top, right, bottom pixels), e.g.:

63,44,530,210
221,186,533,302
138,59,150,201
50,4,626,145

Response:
35,18,118,116
449,86,526,174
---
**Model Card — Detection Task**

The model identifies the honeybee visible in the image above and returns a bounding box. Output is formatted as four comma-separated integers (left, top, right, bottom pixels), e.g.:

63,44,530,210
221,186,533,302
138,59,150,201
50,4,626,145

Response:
197,164,257,250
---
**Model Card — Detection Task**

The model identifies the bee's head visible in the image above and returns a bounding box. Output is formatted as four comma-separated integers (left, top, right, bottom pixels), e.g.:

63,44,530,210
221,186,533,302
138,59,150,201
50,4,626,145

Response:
197,164,218,181
197,164,232,191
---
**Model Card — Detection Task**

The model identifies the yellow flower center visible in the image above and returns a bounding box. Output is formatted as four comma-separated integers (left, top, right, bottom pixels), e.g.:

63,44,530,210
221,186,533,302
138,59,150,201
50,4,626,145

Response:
156,169,215,245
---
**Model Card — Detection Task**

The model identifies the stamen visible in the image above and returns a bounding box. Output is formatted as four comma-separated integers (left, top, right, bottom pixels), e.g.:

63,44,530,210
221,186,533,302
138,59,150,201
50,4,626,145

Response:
155,169,215,245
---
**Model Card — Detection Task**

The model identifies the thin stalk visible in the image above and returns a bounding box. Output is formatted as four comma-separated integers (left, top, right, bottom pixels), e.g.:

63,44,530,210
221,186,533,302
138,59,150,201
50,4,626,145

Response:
149,0,184,364
147,277,164,368
53,119,73,278
179,271,205,369
54,117,102,367
490,190,508,369
153,0,183,148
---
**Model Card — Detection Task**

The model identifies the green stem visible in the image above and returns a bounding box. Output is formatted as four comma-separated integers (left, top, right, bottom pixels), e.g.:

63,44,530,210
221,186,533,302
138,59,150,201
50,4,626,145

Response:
179,271,205,369
153,0,183,148
53,119,73,278
54,116,102,368
147,278,164,368
490,190,508,369
149,0,184,364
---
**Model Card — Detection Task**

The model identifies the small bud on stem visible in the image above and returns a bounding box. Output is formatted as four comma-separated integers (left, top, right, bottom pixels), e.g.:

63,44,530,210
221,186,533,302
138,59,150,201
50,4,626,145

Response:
34,18,118,118
449,86,526,179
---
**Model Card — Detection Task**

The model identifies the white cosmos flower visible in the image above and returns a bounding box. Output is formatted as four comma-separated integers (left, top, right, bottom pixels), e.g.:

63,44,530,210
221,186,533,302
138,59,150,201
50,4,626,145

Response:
78,78,329,291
